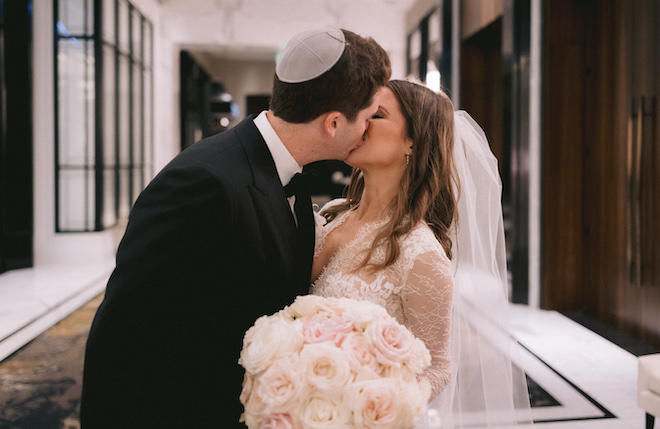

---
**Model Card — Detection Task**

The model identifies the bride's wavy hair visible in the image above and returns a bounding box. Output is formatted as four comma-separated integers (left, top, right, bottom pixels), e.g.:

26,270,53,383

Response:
322,79,458,271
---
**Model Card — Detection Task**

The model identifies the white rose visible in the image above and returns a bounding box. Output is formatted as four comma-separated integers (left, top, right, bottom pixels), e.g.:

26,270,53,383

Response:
400,379,431,425
284,295,333,320
342,301,390,331
239,314,304,374
380,365,416,383
299,391,349,429
300,343,352,393
407,337,432,373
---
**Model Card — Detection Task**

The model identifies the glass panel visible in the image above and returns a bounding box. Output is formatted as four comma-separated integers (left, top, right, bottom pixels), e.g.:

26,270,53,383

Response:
103,0,116,44
119,167,131,219
118,55,130,166
103,45,116,167
86,49,96,167
131,9,142,62
144,21,152,68
58,39,95,167
427,9,442,92
132,65,142,166
86,166,95,230
429,9,440,45
59,168,90,231
118,0,129,54
102,168,117,227
58,0,87,36
87,0,94,35
409,28,421,79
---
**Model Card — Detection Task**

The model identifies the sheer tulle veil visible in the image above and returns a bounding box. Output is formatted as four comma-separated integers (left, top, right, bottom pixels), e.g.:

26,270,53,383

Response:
418,111,534,428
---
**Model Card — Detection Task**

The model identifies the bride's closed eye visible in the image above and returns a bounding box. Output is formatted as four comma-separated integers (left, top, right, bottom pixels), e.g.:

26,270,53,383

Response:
371,114,383,119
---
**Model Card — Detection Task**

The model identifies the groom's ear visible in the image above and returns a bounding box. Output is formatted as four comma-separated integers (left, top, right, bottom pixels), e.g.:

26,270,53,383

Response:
322,111,342,138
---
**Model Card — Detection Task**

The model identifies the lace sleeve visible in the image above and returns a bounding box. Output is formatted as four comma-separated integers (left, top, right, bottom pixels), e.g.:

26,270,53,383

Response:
402,250,453,400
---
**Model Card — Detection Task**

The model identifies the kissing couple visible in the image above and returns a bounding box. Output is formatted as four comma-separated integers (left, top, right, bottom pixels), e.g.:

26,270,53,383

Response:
81,27,532,428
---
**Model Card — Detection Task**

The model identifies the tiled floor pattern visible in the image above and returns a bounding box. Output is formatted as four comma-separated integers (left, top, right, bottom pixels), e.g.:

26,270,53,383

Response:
0,295,103,429
0,265,653,428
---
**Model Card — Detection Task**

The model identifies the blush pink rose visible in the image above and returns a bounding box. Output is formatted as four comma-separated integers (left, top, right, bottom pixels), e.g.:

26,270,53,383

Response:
341,332,380,377
367,319,413,367
348,379,405,429
244,378,266,416
240,372,254,407
262,414,295,429
240,411,262,429
255,355,306,414
303,314,354,346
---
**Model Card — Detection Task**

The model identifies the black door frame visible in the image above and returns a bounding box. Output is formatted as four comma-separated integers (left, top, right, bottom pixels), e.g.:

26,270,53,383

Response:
0,0,33,273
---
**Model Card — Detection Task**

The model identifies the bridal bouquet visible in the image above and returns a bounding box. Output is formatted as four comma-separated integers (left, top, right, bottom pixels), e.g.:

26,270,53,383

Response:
238,295,432,429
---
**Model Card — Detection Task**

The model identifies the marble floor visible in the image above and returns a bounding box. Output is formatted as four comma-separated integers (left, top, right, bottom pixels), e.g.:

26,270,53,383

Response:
0,263,655,428
0,262,114,364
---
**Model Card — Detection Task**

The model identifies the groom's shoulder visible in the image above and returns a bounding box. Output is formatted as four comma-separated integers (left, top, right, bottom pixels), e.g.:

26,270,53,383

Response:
167,118,261,174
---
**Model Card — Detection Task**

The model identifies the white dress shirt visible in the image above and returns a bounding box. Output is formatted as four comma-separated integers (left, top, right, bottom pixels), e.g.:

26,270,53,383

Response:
253,111,302,220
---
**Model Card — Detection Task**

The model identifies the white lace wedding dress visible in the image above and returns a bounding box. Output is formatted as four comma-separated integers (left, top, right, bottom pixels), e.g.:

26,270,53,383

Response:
310,200,453,399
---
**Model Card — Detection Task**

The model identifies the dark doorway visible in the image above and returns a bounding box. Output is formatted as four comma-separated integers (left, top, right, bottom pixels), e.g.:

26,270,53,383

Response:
459,17,528,299
460,19,505,169
0,0,33,273
179,50,211,150
246,95,270,117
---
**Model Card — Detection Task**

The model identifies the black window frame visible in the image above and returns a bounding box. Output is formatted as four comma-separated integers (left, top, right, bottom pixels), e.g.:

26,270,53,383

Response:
54,0,153,232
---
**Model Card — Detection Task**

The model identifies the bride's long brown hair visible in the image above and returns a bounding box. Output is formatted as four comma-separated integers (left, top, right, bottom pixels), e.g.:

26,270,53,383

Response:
322,79,458,271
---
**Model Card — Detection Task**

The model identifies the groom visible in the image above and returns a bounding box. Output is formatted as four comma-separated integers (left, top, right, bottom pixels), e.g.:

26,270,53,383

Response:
81,27,390,428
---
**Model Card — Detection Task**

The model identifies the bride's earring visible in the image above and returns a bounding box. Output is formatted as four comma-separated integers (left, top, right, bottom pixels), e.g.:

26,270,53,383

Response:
406,153,410,165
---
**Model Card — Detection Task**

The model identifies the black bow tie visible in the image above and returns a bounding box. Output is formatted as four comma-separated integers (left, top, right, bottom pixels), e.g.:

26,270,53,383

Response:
284,172,312,197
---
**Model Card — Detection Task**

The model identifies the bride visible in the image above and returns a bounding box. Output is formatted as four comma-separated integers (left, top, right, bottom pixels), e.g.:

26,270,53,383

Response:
310,79,533,428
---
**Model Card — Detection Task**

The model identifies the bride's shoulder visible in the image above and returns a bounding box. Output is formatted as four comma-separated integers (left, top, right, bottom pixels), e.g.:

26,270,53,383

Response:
405,222,449,257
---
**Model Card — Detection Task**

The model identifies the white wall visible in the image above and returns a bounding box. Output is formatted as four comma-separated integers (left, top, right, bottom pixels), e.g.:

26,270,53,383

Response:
159,0,410,76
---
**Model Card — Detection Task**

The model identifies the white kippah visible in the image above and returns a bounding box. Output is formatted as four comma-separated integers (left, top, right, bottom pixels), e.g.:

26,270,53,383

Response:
276,27,346,84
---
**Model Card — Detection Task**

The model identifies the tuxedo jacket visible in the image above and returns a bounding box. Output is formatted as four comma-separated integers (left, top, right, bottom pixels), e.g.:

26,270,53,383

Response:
81,116,313,428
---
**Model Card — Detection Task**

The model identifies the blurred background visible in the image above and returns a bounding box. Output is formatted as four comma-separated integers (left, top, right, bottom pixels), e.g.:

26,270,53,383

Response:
0,0,658,394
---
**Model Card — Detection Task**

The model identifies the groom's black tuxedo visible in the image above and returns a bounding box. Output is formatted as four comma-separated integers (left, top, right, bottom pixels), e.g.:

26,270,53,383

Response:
81,115,313,428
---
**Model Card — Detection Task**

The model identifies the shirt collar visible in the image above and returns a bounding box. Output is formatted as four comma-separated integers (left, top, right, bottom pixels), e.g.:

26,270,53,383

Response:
253,110,302,187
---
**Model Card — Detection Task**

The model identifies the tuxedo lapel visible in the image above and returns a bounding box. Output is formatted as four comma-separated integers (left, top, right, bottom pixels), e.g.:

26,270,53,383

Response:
234,118,303,289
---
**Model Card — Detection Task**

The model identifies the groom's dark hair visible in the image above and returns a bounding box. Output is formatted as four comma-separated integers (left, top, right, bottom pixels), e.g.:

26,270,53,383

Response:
270,29,391,124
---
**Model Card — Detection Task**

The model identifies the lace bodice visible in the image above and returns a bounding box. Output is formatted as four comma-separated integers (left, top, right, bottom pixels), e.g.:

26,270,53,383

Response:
310,201,453,399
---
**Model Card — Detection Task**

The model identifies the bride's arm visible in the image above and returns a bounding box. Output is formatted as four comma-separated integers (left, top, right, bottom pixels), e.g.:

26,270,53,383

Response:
402,250,454,400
